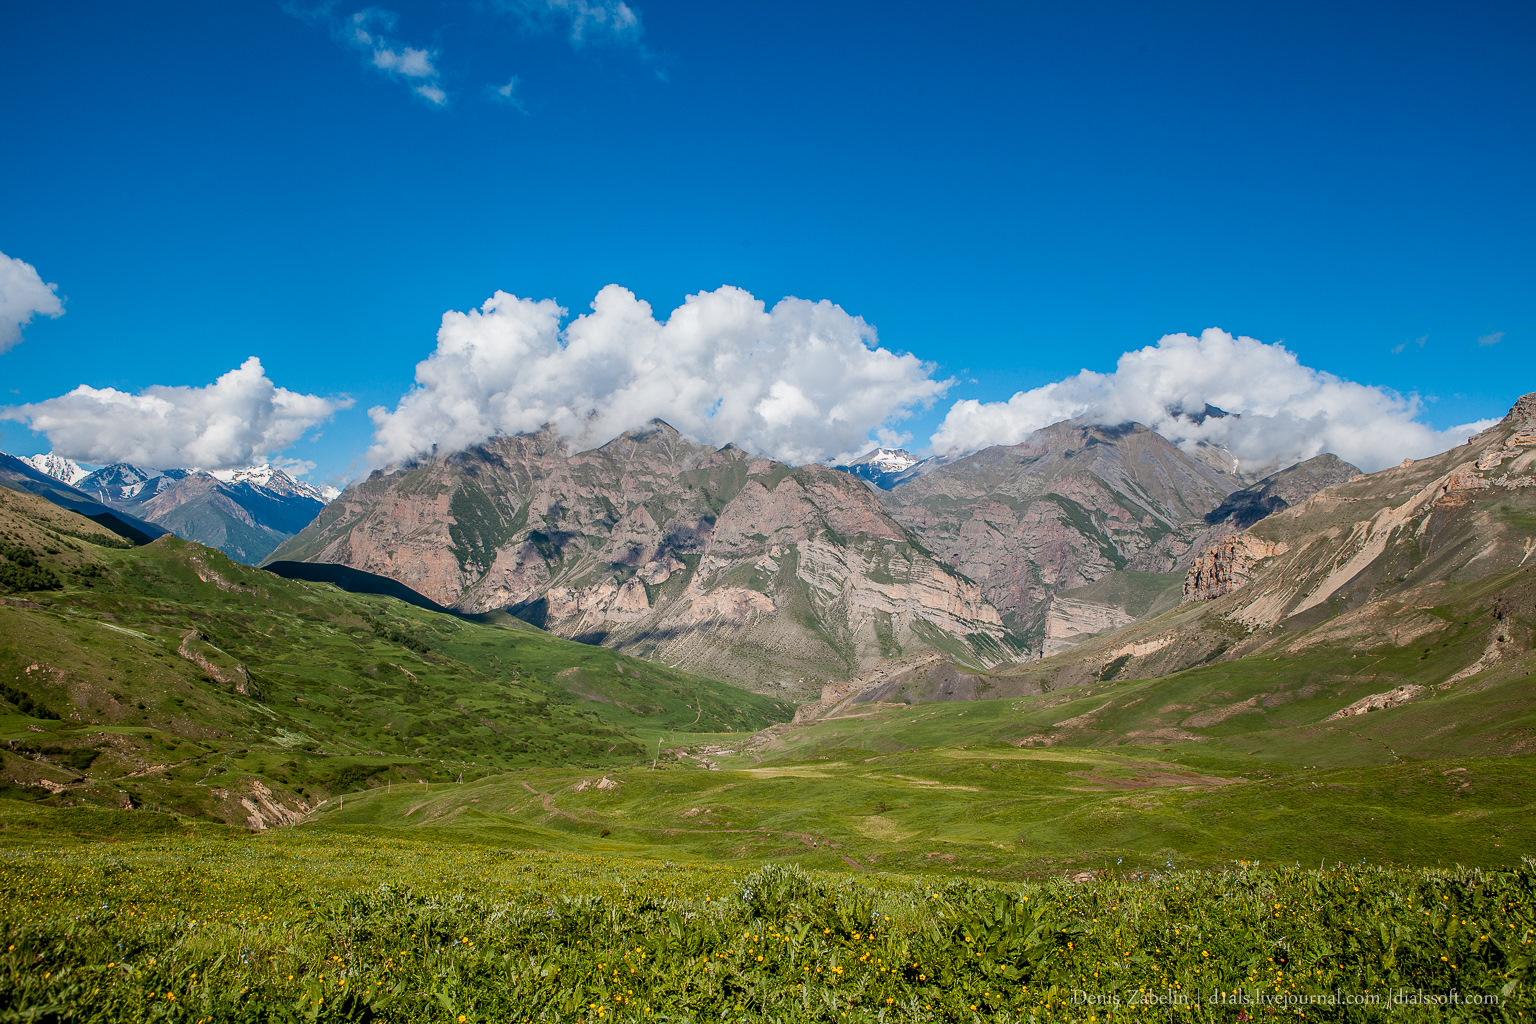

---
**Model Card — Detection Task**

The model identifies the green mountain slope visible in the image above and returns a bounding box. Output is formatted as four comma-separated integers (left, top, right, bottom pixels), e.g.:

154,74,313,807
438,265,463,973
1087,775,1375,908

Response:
0,485,789,827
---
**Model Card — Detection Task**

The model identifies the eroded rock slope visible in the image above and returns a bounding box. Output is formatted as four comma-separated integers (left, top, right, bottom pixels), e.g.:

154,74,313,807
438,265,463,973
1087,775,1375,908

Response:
270,422,1013,691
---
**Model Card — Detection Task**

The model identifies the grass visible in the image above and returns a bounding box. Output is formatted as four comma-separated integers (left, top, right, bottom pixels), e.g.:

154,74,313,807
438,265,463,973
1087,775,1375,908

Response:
0,825,1531,1021
0,490,792,824
6,483,1536,1019
285,747,1536,878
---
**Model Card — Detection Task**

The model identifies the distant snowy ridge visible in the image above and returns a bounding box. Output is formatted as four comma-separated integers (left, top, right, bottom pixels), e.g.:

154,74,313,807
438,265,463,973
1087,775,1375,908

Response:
848,447,920,473
210,465,338,502
20,453,91,486
832,447,944,490
32,459,343,564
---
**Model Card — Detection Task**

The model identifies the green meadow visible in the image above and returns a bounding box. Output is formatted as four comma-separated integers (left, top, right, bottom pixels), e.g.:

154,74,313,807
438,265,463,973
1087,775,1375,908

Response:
3,489,1536,1019
1,822,1532,1022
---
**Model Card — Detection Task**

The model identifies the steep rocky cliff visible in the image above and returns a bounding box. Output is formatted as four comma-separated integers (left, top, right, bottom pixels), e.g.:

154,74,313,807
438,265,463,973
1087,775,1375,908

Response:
1181,534,1292,602
877,421,1243,648
269,421,1013,692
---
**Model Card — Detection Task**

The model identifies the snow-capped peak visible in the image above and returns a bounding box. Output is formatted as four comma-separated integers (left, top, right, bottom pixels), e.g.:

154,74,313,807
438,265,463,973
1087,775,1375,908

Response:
210,465,335,504
851,447,919,473
20,453,91,486
76,462,162,501
212,465,276,487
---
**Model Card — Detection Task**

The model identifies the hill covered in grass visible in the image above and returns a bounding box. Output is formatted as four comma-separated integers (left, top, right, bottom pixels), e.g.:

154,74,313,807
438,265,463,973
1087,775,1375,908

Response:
0,485,790,827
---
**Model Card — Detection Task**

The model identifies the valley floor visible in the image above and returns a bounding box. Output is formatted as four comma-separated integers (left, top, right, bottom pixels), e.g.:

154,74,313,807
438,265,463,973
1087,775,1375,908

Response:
1,727,1533,1024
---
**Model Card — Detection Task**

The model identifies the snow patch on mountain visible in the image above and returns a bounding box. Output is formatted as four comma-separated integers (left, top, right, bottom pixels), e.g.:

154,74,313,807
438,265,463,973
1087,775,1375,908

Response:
206,465,336,503
849,447,920,473
19,453,91,486
833,447,946,490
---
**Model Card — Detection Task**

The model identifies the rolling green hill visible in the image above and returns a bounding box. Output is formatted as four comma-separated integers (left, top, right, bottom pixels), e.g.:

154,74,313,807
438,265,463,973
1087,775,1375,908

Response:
0,485,790,827
298,639,1536,878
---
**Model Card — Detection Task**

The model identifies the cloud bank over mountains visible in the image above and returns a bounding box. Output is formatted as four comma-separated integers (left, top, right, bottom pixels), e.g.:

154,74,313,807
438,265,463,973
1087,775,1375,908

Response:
367,285,949,468
3,266,1499,480
931,328,1496,474
3,357,350,472
0,252,64,352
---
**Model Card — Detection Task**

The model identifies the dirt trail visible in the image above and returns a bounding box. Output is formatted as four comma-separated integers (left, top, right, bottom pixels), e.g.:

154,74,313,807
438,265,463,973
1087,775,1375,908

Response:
519,780,602,823
123,750,234,779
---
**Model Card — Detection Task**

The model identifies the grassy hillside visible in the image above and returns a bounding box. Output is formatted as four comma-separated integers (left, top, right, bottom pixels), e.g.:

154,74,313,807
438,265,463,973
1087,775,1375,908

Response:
0,485,791,826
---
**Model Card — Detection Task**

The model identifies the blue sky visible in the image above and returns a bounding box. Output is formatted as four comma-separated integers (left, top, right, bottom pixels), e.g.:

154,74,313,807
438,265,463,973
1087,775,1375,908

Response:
0,0,1530,484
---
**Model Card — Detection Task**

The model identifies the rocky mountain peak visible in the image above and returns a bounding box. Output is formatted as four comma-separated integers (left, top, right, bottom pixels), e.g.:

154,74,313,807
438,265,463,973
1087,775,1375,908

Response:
19,453,90,486
1167,402,1233,425
1502,392,1536,429
878,417,1245,643
595,418,714,464
269,427,1017,690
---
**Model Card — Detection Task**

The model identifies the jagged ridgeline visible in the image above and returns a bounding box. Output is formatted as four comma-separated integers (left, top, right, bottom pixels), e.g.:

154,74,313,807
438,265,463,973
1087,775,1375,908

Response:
269,421,1021,694
0,484,789,826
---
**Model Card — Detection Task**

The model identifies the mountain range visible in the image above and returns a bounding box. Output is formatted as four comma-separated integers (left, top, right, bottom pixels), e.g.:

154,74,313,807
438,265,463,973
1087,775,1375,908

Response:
266,414,1359,691
10,455,337,564
10,397,1519,715
268,422,1015,695
0,453,166,545
1,392,1532,841
802,394,1536,739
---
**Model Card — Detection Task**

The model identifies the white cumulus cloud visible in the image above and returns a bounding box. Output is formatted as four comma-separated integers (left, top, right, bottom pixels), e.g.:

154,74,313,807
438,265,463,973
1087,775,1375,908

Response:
0,252,64,353
2,357,352,471
930,328,1497,474
368,284,949,467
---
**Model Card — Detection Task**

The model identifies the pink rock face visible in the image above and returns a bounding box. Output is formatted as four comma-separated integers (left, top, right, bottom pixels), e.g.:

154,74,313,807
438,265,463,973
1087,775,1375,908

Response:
316,489,468,607
590,505,663,567
882,421,1246,631
683,587,776,623
546,576,653,631
638,554,685,585
1183,535,1290,601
